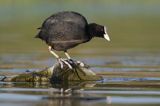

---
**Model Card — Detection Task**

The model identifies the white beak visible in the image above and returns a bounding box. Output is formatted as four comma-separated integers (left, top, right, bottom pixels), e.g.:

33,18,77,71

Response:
104,26,110,41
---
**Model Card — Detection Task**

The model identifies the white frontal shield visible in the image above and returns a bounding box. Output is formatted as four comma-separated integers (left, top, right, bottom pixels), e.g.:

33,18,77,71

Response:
104,26,110,41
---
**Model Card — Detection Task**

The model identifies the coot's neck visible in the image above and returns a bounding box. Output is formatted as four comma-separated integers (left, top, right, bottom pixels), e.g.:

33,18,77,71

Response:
87,23,104,38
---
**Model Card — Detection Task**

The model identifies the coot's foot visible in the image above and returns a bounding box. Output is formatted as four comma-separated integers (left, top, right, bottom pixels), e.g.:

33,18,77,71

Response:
76,60,85,67
57,58,73,69
64,59,86,68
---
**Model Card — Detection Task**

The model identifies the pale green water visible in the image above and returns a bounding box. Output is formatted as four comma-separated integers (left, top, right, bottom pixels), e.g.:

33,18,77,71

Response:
0,0,160,53
0,0,160,106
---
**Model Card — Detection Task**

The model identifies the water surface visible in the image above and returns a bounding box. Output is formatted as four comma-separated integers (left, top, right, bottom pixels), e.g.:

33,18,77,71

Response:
0,0,160,106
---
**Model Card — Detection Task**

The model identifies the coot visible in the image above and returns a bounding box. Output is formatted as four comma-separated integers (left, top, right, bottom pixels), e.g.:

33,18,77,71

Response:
36,11,110,68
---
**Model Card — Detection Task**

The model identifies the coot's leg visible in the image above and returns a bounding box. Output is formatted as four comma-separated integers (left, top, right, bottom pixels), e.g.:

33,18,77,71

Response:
58,58,72,69
64,51,71,59
64,51,75,68
64,51,86,68
48,46,59,58
48,46,72,69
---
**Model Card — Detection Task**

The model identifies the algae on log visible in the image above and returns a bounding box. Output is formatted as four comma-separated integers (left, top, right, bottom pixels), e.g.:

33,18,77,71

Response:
1,60,102,82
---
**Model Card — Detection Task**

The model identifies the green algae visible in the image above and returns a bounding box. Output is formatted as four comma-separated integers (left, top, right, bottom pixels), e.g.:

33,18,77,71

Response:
1,60,102,82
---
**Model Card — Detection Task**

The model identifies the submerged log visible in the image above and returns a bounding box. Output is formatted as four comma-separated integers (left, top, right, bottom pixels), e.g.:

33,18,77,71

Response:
1,60,102,83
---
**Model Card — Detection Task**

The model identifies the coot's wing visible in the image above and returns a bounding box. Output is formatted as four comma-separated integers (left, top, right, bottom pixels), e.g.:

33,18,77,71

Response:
36,11,90,44
35,13,60,41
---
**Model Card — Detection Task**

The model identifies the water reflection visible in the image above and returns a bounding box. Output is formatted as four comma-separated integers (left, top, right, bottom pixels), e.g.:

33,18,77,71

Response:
0,81,108,106
1,80,160,106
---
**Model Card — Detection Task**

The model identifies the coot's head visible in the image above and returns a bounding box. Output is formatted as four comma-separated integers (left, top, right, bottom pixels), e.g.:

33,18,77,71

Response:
88,23,110,41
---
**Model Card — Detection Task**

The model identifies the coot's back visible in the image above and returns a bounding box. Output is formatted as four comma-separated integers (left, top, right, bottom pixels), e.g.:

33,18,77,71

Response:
37,11,91,51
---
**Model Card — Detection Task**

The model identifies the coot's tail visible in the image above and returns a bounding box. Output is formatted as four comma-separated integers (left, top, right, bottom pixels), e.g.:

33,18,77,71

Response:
35,27,48,42
34,27,41,38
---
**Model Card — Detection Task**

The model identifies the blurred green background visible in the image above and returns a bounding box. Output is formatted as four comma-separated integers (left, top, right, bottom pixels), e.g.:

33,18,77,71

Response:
0,0,160,55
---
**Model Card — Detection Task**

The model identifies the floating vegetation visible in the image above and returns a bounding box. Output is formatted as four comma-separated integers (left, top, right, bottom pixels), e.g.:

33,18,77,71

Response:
0,60,102,83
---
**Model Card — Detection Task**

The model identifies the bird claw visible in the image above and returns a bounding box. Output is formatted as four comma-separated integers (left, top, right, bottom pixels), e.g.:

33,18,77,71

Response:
58,58,73,69
76,61,85,67
57,59,86,69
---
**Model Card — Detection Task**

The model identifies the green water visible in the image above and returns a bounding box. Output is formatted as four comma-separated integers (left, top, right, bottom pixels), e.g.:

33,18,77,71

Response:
0,0,160,106
0,0,160,53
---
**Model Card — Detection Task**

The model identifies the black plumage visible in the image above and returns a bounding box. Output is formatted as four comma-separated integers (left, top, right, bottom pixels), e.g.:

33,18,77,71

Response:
36,11,109,51
36,11,89,51
36,11,110,68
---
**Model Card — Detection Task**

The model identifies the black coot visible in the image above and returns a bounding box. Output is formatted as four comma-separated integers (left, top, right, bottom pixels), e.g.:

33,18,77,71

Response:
36,11,110,68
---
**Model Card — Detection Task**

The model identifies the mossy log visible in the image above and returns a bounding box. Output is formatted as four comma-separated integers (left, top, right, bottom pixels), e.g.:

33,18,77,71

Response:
1,60,102,83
